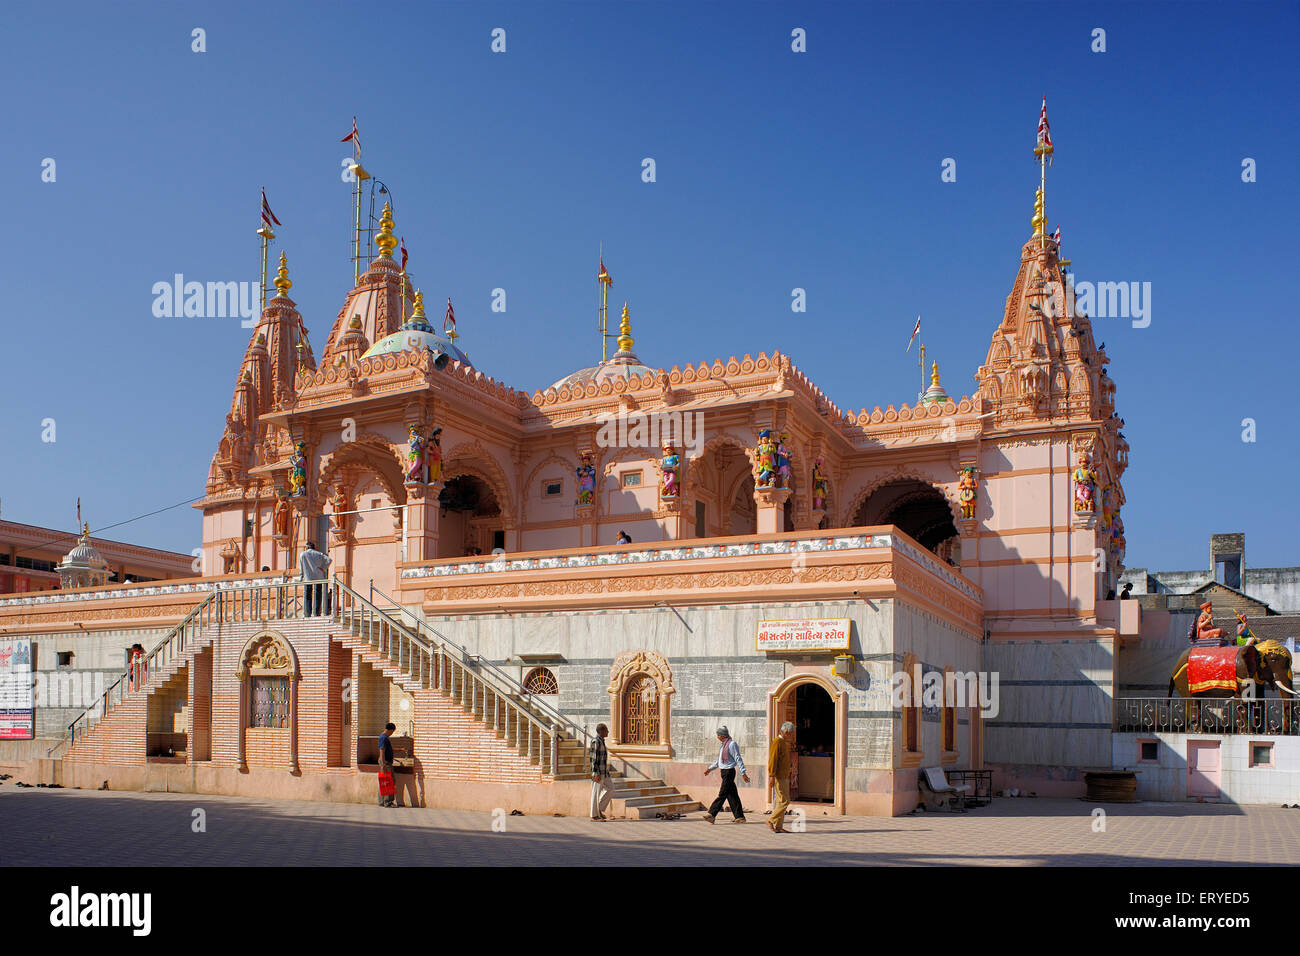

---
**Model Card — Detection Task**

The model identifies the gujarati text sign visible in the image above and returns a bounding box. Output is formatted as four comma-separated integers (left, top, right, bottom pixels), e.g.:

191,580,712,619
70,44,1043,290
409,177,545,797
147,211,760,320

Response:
0,638,35,739
756,618,851,652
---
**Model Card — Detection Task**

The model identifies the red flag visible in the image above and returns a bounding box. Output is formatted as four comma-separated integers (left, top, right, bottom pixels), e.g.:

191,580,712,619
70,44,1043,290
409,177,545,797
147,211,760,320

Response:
906,315,921,353
76,497,81,526
1036,96,1054,163
444,298,456,334
260,187,281,228
400,237,408,271
598,258,611,285
341,116,361,159
1052,225,1061,246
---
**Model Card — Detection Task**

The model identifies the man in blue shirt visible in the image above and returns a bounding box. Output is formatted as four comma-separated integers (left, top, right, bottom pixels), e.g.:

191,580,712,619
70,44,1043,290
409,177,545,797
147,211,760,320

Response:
377,721,397,807
703,725,749,823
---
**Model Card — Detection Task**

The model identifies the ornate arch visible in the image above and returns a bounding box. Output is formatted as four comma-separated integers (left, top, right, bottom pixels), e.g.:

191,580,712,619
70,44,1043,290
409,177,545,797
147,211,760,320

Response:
606,649,675,759
766,671,848,814
234,629,301,774
840,467,962,529
318,437,406,508
442,441,516,528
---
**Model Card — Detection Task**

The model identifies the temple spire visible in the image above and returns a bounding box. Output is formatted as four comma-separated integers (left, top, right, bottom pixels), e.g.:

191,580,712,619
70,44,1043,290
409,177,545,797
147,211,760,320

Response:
375,201,397,260
616,301,634,354
273,251,292,298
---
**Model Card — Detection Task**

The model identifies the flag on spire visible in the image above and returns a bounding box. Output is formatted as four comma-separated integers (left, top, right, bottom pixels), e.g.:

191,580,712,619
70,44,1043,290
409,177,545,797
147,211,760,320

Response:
341,116,361,160
444,297,456,334
1052,225,1061,247
400,237,408,272
260,188,281,229
598,258,611,286
76,497,81,526
1036,96,1054,164
906,315,922,353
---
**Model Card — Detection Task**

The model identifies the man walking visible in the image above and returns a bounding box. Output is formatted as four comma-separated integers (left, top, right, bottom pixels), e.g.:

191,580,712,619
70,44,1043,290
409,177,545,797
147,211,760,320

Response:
768,721,796,833
590,723,613,821
702,725,748,823
299,540,331,617
377,721,397,808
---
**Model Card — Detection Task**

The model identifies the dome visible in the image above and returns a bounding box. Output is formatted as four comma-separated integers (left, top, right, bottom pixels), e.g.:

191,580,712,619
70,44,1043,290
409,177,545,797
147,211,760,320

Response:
362,327,471,367
550,355,654,390
58,525,112,589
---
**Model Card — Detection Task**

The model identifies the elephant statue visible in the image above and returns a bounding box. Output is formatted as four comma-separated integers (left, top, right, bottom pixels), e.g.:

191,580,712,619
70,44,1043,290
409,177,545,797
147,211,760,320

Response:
1168,641,1297,733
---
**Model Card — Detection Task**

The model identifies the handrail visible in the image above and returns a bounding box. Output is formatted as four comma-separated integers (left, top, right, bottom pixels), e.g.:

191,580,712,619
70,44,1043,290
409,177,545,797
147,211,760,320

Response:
362,581,593,753
61,588,220,752
331,577,594,778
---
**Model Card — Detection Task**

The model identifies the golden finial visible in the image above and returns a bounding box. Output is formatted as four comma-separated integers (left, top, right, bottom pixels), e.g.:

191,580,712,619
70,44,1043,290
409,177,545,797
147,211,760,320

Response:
81,522,90,541
931,361,941,387
347,314,362,331
1031,187,1046,237
375,201,398,259
411,289,426,320
273,251,292,298
617,301,634,353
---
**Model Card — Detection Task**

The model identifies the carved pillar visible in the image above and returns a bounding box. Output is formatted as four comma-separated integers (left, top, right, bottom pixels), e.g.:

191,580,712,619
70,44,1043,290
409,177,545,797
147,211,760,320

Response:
754,486,791,535
403,480,444,563
288,673,300,774
236,680,248,772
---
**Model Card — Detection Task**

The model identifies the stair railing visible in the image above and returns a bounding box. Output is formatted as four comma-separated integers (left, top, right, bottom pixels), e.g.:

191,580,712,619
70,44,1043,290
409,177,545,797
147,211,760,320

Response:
332,577,589,777
62,589,220,752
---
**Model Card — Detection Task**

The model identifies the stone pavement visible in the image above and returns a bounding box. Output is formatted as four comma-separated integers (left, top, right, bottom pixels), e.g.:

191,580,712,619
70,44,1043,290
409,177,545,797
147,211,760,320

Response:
3,788,1298,866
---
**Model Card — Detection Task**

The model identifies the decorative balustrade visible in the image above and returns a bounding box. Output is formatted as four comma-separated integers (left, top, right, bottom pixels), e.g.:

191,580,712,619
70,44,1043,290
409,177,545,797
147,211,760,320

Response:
1114,697,1300,736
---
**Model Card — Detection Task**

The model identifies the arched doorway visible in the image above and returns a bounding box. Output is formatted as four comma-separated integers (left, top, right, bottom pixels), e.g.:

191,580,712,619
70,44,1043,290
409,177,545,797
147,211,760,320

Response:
852,478,960,565
437,474,503,558
767,674,847,814
691,441,756,537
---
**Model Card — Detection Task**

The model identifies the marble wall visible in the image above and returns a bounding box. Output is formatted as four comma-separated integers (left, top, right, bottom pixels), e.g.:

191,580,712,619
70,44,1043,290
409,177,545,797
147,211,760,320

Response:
1113,733,1300,805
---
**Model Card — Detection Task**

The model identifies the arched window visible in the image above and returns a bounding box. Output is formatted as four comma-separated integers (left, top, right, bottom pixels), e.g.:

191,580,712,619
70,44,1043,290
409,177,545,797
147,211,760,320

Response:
901,652,922,767
523,667,558,695
622,675,660,745
235,631,299,774
606,650,675,758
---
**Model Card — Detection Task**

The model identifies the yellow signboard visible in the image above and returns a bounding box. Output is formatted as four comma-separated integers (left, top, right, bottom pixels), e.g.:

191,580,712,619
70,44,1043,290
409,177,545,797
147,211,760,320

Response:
756,618,851,652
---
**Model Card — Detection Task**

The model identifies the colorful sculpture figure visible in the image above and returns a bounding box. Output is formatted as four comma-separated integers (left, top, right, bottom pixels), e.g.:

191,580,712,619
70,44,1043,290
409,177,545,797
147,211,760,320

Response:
958,466,978,520
575,452,596,506
776,432,793,489
1099,485,1114,533
754,429,778,489
405,425,427,484
1235,610,1259,647
1110,515,1126,564
330,484,349,532
428,427,443,483
660,442,681,499
811,457,829,512
272,490,291,538
1072,451,1097,513
288,441,308,497
1192,601,1226,647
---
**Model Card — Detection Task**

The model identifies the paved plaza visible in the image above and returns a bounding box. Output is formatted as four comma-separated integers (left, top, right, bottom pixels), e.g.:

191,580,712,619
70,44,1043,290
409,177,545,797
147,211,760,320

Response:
2,788,1298,866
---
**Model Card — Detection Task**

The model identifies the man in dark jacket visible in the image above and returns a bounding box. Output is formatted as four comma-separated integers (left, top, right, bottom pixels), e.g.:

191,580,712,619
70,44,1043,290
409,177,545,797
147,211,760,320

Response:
377,722,397,807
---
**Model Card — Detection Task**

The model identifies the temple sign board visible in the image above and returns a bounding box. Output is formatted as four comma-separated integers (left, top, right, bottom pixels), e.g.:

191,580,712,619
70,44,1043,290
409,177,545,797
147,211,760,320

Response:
756,618,851,653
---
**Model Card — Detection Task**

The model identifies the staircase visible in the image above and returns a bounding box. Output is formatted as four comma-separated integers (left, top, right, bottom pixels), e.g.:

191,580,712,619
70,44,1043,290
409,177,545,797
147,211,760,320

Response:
609,775,703,819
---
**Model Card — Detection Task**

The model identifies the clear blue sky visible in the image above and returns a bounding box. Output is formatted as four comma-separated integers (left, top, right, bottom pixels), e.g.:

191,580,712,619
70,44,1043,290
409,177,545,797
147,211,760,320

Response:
2,1,1296,571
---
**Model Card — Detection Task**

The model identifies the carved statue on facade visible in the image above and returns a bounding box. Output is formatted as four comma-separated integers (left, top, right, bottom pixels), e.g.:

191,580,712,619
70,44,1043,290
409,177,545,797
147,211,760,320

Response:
1110,514,1125,565
575,451,596,506
660,442,680,499
811,457,829,511
776,432,793,489
405,424,427,484
755,429,778,489
1071,451,1097,513
288,441,308,497
428,427,443,483
272,491,291,539
330,484,349,531
958,466,978,520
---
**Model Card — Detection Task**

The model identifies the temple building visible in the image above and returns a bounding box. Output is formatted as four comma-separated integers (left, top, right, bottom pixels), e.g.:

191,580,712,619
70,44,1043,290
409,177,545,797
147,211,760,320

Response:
2,136,1186,815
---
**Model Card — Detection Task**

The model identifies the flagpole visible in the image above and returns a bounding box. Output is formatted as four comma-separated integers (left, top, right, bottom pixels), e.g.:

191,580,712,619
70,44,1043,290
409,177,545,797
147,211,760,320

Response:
918,343,926,403
257,221,274,312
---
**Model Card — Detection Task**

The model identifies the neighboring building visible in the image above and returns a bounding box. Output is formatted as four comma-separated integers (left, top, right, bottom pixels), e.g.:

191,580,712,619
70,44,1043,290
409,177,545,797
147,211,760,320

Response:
1122,533,1300,614
0,518,194,593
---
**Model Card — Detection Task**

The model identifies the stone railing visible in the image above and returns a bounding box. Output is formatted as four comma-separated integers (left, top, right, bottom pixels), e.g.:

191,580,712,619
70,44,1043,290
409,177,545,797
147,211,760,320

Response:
399,526,982,629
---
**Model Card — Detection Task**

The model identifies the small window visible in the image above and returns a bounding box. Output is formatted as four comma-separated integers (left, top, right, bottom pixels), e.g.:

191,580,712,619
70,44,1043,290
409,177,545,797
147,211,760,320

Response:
250,676,291,728
1250,743,1273,768
57,651,74,667
1138,739,1159,763
523,667,559,695
371,499,381,511
543,480,563,497
621,471,642,488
